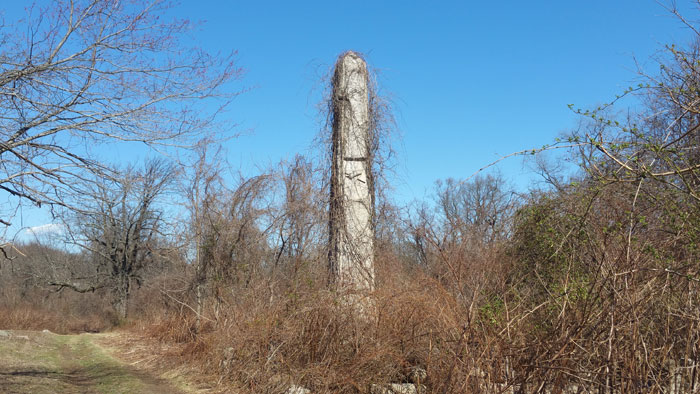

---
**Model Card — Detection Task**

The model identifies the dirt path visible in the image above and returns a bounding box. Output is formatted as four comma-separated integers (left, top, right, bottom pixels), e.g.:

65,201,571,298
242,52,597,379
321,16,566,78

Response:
0,330,197,394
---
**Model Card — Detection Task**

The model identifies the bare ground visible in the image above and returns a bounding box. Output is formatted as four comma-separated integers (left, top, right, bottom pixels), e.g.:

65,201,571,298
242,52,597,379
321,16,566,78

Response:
0,330,207,394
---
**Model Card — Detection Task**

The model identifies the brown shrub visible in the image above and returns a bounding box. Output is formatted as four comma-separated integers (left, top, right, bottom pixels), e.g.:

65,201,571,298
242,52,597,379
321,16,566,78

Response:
133,255,514,393
0,284,115,334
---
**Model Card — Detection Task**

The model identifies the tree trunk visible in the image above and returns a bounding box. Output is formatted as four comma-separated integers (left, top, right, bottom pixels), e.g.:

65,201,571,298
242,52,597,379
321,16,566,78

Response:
114,274,130,320
195,238,205,332
195,280,204,331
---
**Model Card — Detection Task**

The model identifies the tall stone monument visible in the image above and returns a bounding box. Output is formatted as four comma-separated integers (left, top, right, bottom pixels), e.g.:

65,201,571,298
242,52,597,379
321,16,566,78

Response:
328,52,375,297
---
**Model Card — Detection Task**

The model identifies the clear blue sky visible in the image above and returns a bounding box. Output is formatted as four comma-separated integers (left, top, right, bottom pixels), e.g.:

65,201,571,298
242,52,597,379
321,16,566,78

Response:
175,0,693,197
4,0,697,235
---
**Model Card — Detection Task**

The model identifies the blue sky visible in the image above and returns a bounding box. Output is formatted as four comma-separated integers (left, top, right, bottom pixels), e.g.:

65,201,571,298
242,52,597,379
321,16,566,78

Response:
4,0,697,235
175,1,693,196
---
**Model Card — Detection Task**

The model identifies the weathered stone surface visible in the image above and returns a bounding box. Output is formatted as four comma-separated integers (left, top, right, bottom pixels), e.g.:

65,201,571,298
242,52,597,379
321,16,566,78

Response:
285,384,311,394
220,346,235,369
370,383,425,394
407,367,427,384
329,51,375,303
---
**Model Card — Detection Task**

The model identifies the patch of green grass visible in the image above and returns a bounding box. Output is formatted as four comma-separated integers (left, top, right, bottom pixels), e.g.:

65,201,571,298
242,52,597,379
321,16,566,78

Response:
0,331,178,393
67,334,149,393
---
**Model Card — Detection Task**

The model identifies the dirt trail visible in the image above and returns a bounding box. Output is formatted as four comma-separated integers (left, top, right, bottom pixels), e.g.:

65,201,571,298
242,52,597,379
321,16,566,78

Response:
0,330,196,394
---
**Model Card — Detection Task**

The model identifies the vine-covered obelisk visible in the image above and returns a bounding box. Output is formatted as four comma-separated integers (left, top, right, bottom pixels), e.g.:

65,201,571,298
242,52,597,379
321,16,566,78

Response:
328,52,375,297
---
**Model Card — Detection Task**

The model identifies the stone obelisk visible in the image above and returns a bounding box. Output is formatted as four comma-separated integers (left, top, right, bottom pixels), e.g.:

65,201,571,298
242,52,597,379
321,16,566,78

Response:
329,52,375,297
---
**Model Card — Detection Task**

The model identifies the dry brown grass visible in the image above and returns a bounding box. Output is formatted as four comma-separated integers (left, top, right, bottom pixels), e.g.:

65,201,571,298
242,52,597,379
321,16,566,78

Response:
130,255,509,393
0,293,114,334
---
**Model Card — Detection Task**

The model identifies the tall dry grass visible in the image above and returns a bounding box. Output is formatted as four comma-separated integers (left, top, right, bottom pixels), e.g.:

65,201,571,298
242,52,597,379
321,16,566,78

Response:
0,284,115,333
132,251,516,393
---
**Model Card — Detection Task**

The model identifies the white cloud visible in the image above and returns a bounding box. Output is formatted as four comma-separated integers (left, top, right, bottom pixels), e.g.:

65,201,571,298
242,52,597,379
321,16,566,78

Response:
24,223,65,236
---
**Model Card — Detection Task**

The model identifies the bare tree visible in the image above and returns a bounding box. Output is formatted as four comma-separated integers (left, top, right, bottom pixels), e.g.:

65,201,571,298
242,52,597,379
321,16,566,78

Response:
435,173,516,245
274,155,323,277
0,0,241,250
193,172,273,319
58,159,176,319
408,174,515,317
181,143,226,329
